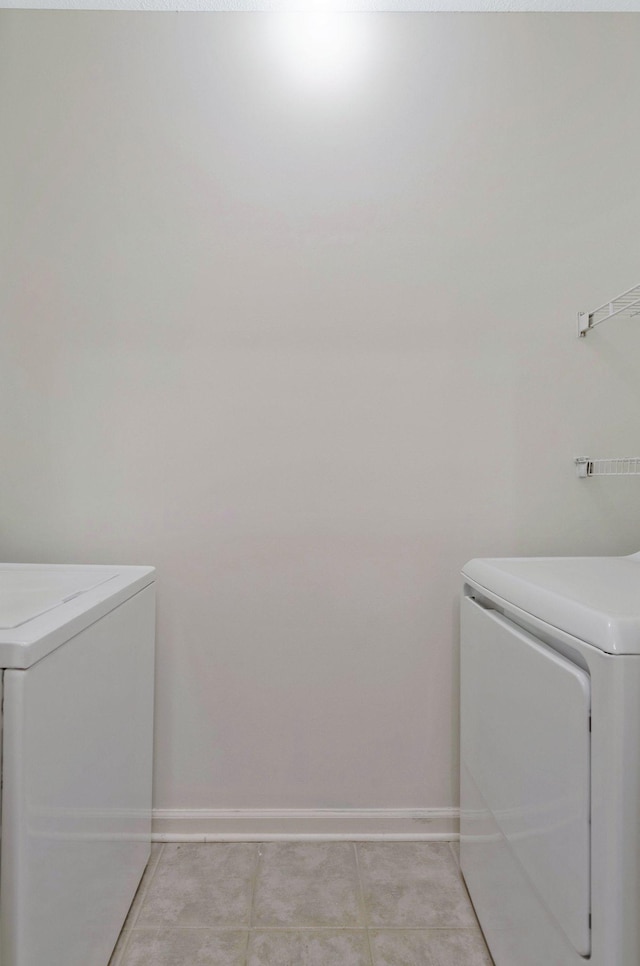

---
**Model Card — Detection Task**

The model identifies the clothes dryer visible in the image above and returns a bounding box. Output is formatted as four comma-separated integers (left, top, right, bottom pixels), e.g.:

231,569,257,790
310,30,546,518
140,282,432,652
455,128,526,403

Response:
0,563,155,966
461,552,640,966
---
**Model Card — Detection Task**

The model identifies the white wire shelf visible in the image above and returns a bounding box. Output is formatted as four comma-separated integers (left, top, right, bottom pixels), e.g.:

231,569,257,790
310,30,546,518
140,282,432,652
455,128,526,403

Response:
578,282,640,337
575,457,640,479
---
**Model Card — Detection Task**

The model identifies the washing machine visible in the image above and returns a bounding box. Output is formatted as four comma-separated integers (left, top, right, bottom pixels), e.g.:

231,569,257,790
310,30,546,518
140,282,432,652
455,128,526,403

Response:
0,563,156,966
460,552,640,966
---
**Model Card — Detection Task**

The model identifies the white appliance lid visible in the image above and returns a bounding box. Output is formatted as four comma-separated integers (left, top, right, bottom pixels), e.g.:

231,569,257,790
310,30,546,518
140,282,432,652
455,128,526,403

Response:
462,551,640,655
0,568,119,628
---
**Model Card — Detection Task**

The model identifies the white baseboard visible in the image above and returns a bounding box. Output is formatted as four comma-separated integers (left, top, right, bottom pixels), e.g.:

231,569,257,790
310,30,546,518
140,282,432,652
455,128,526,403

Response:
152,807,459,842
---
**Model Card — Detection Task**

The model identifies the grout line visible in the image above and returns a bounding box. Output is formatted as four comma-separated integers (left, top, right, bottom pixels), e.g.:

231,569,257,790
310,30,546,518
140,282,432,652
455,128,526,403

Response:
107,845,165,966
448,839,461,868
119,924,488,933
146,842,166,884
456,863,495,963
125,843,165,931
244,840,263,963
242,927,378,933
353,843,375,966
350,926,490,932
108,925,134,966
152,833,459,843
249,842,263,928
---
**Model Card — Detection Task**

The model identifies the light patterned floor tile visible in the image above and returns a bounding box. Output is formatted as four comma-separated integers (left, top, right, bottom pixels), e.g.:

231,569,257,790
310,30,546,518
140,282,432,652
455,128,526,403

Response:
136,843,257,927
248,929,372,966
120,928,248,966
357,843,477,928
253,843,363,927
110,841,494,966
370,928,493,966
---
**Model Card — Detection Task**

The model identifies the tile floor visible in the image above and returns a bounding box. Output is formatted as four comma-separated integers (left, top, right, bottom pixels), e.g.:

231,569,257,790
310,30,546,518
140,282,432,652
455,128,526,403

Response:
109,841,493,966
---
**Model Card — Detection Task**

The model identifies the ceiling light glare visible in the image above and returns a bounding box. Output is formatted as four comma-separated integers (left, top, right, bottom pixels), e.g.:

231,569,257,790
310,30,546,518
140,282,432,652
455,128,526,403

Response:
270,11,370,94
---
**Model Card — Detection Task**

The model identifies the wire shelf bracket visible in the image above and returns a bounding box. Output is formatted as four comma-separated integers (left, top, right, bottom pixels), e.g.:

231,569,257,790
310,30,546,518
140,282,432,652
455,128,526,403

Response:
575,457,640,479
578,282,640,337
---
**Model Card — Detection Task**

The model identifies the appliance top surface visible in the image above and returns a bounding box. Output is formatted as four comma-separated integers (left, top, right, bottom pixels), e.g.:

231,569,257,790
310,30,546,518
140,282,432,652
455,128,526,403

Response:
462,552,640,655
0,568,120,628
0,563,155,668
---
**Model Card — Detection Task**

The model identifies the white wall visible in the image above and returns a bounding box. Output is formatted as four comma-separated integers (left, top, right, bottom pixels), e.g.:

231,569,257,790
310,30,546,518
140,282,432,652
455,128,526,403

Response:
2,12,640,831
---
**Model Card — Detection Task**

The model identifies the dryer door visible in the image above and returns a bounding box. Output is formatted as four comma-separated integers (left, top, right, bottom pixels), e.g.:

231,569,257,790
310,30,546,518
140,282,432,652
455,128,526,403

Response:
461,594,591,958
